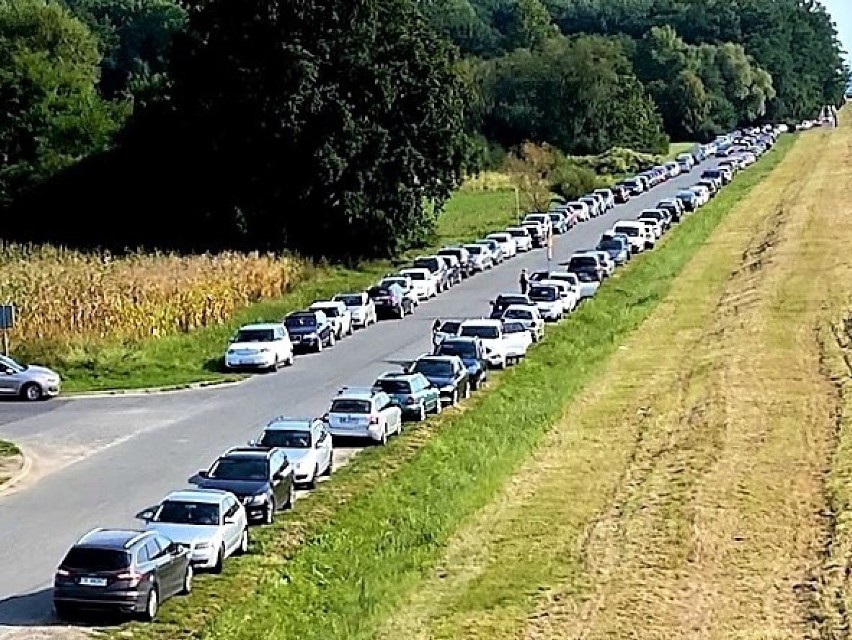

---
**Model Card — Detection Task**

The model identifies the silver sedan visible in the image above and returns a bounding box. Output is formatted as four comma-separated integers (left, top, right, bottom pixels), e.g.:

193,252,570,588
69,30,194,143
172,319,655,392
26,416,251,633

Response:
0,354,61,400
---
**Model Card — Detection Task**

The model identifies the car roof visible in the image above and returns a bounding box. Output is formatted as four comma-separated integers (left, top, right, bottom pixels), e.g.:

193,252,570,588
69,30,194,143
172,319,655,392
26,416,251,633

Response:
264,416,316,430
239,323,281,330
399,267,430,273
334,387,379,401
163,489,229,504
76,528,151,549
310,300,342,307
504,304,537,312
460,319,502,327
376,371,422,382
222,447,273,459
416,354,460,364
441,335,479,344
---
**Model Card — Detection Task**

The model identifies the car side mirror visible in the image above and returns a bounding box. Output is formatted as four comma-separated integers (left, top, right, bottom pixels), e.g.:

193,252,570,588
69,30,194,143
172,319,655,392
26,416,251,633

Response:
135,507,157,522
247,439,257,446
189,469,208,483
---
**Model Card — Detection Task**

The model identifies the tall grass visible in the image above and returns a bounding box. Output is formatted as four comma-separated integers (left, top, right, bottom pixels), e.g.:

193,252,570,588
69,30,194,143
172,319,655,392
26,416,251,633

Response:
0,243,303,353
111,136,796,640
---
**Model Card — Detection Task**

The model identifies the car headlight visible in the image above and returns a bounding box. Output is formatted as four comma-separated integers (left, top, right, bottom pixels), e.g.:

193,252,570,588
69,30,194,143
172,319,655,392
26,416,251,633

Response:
195,541,212,549
227,349,235,355
244,494,267,505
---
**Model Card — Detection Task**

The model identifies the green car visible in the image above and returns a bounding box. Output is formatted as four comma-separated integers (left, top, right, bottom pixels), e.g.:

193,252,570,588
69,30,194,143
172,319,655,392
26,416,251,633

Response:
372,372,442,422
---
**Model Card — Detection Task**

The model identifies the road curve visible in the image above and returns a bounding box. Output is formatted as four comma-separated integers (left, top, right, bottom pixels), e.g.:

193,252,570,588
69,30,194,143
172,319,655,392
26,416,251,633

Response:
0,163,716,630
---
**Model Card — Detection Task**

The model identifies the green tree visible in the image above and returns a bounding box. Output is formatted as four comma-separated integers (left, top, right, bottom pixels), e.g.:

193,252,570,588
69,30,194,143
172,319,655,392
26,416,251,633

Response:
120,0,473,259
62,0,187,98
0,0,122,208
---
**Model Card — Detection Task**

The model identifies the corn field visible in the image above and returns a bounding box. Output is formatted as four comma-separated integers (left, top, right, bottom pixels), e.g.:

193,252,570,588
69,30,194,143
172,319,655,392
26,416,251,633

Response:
0,243,305,346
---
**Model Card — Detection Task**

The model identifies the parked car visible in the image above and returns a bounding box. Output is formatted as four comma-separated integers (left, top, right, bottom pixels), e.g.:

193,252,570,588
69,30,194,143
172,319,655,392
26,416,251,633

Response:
675,189,700,212
594,188,615,210
579,196,601,217
438,254,464,286
398,267,438,300
611,184,630,204
501,304,545,342
188,447,294,525
412,256,451,292
639,208,671,232
434,336,489,390
566,201,591,222
463,243,494,272
656,198,683,222
433,319,463,349
248,416,333,488
596,236,630,265
379,275,420,309
136,489,248,573
309,300,353,339
373,372,442,421
610,221,647,254
225,323,294,371
565,252,605,280
0,354,61,401
527,284,564,322
573,270,603,299
458,319,509,369
486,232,518,258
489,293,533,319
333,292,377,329
594,251,616,277
368,283,415,319
529,271,581,312
53,529,192,621
324,386,402,445
437,247,473,278
546,211,570,234
523,213,553,238
505,226,534,252
408,354,471,405
476,238,504,265
284,310,335,353
501,320,533,364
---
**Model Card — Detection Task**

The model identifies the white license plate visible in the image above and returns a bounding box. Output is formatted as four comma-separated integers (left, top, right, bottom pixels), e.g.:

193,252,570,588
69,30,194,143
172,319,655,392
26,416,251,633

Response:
80,577,108,587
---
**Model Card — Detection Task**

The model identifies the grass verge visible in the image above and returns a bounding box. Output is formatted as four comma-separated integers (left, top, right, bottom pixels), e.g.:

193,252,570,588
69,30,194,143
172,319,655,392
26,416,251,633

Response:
107,136,796,640
666,141,696,160
0,440,22,485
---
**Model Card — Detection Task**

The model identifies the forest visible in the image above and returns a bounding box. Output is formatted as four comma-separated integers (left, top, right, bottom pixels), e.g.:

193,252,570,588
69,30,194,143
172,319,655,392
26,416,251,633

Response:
0,0,847,259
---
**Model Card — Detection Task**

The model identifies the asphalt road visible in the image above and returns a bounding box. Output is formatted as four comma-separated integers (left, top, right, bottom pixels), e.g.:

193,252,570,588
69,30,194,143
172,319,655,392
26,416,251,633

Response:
0,161,716,630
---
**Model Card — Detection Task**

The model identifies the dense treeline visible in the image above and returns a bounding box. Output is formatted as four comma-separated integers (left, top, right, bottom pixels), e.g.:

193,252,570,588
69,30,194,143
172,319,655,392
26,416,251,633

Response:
0,0,847,259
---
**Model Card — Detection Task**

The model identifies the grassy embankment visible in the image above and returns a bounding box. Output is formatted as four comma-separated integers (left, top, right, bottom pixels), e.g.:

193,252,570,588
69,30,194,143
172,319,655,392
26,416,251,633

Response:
373,123,852,639
0,440,22,485
107,133,796,640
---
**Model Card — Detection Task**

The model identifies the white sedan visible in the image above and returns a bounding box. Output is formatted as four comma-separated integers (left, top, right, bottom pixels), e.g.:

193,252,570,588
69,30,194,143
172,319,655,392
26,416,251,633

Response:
501,320,533,363
398,267,438,300
309,300,353,339
225,323,294,371
501,304,545,342
137,489,248,573
333,292,377,329
249,417,333,488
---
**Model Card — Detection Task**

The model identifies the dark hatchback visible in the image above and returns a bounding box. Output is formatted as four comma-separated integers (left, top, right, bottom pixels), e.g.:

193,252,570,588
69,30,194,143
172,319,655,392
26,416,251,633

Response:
368,284,413,319
489,293,533,319
284,310,334,353
434,337,488,390
53,529,191,621
409,355,471,404
189,447,294,525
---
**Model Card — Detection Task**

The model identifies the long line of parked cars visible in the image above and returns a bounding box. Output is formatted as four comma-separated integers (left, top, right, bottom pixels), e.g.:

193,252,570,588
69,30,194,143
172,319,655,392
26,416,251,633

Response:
47,125,784,623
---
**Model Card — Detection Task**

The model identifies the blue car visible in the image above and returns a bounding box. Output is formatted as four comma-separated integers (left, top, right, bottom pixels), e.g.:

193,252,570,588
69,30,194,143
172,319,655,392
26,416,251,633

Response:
435,336,488,390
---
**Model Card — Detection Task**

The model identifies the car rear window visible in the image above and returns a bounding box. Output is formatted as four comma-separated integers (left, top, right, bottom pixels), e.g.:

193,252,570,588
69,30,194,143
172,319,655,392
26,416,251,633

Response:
375,379,411,394
330,399,371,414
460,325,500,339
569,256,598,270
528,287,557,302
503,322,526,333
439,321,461,334
62,548,131,571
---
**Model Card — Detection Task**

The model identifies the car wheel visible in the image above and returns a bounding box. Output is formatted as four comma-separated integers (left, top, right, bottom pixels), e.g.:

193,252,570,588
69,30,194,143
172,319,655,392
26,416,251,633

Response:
463,384,470,400
306,465,318,490
284,483,295,510
140,587,159,622
21,383,43,402
328,332,335,347
286,352,294,366
181,564,194,594
315,339,323,353
378,427,388,446
433,398,442,415
450,390,458,406
418,403,426,422
264,499,275,525
269,356,279,372
322,454,334,476
237,528,249,555
212,545,225,574
348,324,354,336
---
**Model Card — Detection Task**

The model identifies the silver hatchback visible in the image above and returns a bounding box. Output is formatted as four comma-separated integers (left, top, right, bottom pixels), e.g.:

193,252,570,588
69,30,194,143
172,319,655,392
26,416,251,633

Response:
0,354,61,400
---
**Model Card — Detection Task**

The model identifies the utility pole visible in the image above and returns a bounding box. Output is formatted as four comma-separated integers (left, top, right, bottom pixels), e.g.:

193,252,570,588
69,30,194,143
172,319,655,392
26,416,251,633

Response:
514,186,521,224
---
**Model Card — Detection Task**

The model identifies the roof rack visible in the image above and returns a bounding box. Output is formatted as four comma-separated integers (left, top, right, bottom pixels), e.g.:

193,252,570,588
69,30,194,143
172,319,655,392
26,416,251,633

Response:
336,385,377,396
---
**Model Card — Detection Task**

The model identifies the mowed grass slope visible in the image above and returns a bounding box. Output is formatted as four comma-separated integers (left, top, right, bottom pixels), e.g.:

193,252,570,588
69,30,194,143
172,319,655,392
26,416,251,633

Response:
378,122,852,640
109,133,795,640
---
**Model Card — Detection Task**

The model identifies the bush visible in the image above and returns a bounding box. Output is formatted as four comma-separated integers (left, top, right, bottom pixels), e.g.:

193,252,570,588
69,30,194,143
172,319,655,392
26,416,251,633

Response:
569,146,662,176
549,162,599,200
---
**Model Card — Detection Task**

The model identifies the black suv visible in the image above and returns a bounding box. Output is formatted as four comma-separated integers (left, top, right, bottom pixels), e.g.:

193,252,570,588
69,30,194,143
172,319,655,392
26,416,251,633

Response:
53,528,192,621
189,447,294,525
489,293,533,319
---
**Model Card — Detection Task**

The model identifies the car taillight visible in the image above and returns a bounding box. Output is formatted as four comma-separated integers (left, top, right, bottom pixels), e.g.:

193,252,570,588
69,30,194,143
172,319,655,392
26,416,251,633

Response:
369,415,380,425
117,571,143,586
55,568,71,578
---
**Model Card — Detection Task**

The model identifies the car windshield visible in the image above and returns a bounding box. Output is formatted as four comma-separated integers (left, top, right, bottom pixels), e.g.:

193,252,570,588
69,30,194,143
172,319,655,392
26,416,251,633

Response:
259,429,311,448
503,322,526,333
614,226,639,237
597,240,621,251
504,309,531,320
368,286,391,297
0,355,24,373
62,548,130,571
439,321,461,334
234,328,275,343
209,457,267,481
576,271,599,282
529,287,557,301
334,295,363,307
413,360,454,377
156,501,220,525
495,296,527,307
404,271,426,280
465,245,483,254
508,230,527,238
413,259,438,271
330,399,371,414
285,315,316,329
438,342,476,359
375,379,412,394
460,325,500,339
381,279,406,289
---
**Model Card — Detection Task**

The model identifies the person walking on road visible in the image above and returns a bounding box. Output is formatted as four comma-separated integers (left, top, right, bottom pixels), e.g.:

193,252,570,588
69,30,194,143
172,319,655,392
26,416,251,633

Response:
519,268,529,295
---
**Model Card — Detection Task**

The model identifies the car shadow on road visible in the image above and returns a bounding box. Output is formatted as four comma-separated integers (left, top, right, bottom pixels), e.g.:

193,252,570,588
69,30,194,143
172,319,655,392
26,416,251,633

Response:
0,588,121,629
